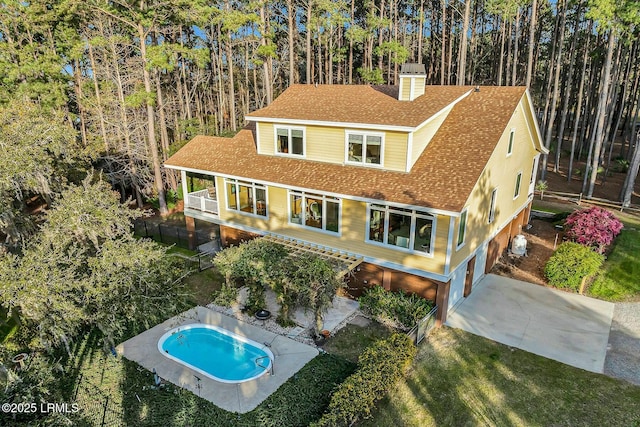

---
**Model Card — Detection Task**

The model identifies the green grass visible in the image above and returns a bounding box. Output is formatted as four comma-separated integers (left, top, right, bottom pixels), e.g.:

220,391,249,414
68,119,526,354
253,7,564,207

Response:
322,320,392,363
588,227,640,301
360,327,640,427
183,268,225,306
60,334,355,427
166,245,197,257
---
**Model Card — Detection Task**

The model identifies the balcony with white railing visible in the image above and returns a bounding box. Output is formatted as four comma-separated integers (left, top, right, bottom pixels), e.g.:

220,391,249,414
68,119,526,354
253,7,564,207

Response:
185,189,219,215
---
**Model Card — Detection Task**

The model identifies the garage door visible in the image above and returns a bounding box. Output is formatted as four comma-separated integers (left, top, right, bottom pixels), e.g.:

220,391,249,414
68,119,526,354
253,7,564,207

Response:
448,263,467,312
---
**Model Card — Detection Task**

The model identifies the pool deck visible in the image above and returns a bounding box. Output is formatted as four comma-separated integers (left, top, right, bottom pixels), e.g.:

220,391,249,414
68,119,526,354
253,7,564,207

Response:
116,306,319,413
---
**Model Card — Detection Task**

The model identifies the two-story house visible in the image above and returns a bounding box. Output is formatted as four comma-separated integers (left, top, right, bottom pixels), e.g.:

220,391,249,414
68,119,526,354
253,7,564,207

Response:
165,64,547,325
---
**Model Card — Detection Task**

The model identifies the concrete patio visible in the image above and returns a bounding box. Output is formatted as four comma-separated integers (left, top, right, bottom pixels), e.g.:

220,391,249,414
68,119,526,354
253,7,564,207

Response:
116,306,319,413
446,274,615,373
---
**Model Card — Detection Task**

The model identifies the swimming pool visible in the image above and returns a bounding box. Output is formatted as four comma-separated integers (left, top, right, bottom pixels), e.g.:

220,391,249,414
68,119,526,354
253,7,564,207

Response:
158,324,274,383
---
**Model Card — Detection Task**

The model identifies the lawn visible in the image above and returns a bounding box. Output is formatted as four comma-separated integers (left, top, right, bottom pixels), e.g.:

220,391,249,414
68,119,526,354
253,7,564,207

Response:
361,327,640,427
589,226,640,301
322,319,392,363
182,267,225,306
63,334,354,427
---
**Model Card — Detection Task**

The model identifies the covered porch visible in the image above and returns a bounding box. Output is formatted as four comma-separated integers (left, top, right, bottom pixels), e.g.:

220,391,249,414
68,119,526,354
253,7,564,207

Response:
181,171,219,216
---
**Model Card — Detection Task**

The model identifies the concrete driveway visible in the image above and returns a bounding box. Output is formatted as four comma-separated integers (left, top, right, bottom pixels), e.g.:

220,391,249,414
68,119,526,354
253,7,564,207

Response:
446,274,614,373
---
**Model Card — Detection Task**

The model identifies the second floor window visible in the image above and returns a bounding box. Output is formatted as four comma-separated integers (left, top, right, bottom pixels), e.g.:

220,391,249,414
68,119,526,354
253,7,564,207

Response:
225,179,267,217
276,126,304,156
507,128,515,156
346,131,383,165
514,172,522,199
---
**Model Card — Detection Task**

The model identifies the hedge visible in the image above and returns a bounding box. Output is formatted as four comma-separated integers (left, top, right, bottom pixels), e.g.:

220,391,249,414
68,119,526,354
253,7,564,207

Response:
359,285,434,331
544,242,604,292
311,333,416,427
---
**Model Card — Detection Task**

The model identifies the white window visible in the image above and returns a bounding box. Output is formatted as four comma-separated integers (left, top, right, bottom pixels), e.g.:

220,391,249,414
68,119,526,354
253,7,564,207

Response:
514,172,522,199
457,209,467,249
507,128,515,156
346,131,383,166
225,179,267,217
289,191,340,233
366,204,436,255
275,126,305,156
488,188,498,224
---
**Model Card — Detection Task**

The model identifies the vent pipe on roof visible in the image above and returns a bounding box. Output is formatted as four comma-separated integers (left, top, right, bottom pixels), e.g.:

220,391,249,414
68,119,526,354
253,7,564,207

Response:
398,63,426,101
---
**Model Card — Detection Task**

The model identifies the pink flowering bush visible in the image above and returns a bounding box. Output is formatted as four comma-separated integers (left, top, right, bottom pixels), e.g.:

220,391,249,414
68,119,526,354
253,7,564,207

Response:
564,207,624,253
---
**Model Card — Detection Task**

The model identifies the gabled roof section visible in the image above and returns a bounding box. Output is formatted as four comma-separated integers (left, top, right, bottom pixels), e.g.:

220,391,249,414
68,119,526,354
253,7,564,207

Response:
245,84,471,128
166,86,532,212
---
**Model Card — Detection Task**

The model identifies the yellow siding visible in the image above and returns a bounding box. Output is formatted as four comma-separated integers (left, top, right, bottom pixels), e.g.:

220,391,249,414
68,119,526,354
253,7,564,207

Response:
383,131,409,171
450,99,539,269
257,123,274,155
304,125,347,164
414,78,425,99
399,77,411,101
217,182,449,275
256,123,408,172
409,106,453,170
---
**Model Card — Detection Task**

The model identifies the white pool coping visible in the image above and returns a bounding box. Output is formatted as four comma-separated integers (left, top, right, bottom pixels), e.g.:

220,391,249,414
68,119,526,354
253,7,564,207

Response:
116,306,319,413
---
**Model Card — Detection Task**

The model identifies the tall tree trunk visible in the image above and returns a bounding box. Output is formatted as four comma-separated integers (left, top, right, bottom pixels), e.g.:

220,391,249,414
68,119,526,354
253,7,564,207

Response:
440,0,446,84
87,40,109,151
511,7,521,86
260,4,272,104
457,0,471,85
587,30,617,198
497,16,506,85
287,0,296,86
620,126,640,206
417,0,424,63
568,23,591,182
138,24,167,215
306,0,312,83
554,9,580,173
540,2,565,181
525,0,537,87
72,59,89,148
447,7,454,85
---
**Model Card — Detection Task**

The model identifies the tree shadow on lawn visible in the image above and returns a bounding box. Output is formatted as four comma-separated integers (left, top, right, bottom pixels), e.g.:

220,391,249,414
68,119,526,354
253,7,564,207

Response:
362,328,640,427
120,353,355,427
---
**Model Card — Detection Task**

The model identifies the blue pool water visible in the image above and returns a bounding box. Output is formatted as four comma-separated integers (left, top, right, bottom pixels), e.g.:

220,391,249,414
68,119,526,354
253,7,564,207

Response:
158,324,273,383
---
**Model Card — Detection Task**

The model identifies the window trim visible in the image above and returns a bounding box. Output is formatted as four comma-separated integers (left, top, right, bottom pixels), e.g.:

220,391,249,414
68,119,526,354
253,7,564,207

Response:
507,128,515,156
344,130,385,167
456,209,468,250
365,203,436,257
287,190,341,235
274,125,306,157
224,178,268,218
514,171,522,199
488,188,498,224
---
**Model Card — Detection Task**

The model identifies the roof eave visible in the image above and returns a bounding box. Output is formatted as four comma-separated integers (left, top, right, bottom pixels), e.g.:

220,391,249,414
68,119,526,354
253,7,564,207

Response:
245,116,415,132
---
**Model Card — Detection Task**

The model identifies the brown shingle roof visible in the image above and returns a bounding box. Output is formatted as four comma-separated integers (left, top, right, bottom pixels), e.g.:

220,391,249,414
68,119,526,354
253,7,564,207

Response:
246,84,472,127
166,86,528,212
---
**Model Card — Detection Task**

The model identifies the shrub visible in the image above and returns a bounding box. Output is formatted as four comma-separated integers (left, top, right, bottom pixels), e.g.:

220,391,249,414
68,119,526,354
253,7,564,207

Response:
359,285,434,331
212,283,238,307
311,334,416,427
544,242,604,292
564,207,623,253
